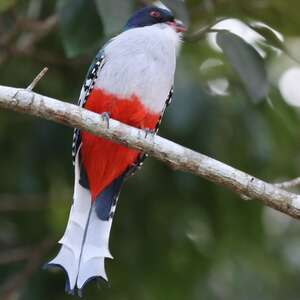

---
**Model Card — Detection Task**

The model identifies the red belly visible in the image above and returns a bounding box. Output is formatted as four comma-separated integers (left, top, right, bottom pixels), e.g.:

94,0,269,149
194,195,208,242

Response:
80,88,160,200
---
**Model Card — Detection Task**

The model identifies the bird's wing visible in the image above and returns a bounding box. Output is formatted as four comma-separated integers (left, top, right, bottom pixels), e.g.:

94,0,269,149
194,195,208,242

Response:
125,87,174,178
71,49,106,165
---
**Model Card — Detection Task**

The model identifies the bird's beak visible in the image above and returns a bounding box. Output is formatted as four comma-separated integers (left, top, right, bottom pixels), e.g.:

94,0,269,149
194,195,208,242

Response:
166,19,186,33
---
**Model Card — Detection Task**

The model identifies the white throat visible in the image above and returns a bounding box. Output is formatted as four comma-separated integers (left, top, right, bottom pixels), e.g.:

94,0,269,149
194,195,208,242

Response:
94,23,182,114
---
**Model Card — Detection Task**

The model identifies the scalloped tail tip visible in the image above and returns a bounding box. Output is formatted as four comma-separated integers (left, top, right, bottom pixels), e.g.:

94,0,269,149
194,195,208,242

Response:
44,260,108,296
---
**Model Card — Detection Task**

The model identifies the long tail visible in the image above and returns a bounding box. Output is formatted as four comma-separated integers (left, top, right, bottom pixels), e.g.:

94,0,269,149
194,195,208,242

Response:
46,152,116,295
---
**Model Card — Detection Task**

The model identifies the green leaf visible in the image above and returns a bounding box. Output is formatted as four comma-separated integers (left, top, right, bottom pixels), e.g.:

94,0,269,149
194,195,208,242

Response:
94,0,134,36
216,31,268,101
248,22,285,51
57,0,104,58
249,22,300,63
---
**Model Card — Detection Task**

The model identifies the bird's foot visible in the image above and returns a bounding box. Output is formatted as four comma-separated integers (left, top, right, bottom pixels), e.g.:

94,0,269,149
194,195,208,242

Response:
101,112,110,129
144,128,156,139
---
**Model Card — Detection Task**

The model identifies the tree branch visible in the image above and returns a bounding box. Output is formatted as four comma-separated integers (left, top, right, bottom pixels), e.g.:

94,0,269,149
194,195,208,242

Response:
184,18,229,42
275,177,300,189
0,85,300,219
0,15,58,65
26,67,48,91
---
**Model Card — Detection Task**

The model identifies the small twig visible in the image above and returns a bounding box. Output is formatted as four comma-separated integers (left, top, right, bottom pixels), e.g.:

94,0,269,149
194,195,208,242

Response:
0,14,58,66
15,15,58,53
240,177,300,201
26,67,48,91
275,177,300,189
185,17,229,41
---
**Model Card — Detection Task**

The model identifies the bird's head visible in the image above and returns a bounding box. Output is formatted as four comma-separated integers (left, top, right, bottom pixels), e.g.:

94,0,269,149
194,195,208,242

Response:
125,6,186,33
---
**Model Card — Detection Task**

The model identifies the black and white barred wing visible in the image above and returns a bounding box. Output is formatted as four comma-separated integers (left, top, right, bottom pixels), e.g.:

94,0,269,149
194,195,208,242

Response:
72,51,106,165
125,87,174,177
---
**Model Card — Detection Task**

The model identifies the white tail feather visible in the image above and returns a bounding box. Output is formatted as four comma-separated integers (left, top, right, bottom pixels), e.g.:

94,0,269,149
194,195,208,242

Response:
48,150,115,292
77,206,114,288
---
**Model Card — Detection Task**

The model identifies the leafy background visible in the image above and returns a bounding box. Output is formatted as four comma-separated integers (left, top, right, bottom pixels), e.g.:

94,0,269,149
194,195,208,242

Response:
1,0,300,299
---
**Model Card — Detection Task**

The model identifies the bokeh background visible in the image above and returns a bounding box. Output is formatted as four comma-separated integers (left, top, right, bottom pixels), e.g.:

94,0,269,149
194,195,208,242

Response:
1,0,300,299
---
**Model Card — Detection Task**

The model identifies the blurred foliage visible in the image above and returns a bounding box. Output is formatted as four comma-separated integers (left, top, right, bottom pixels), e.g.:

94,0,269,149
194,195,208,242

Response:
1,0,300,299
57,0,104,58
216,30,268,101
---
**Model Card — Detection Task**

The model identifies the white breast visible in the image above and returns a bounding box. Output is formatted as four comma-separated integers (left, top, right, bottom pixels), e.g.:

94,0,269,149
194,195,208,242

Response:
94,24,181,114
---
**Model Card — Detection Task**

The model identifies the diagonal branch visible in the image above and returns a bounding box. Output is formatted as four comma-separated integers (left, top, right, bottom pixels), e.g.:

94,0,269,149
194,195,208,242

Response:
275,177,300,189
26,67,48,91
0,85,300,219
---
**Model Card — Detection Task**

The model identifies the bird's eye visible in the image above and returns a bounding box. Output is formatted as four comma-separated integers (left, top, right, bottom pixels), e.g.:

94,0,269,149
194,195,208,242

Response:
150,11,161,18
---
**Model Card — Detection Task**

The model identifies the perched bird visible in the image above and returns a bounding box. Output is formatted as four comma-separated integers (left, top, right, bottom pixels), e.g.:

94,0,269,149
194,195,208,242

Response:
46,5,185,295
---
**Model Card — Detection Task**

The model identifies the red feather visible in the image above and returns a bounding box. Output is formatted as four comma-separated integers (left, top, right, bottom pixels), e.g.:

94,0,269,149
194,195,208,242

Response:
80,88,160,200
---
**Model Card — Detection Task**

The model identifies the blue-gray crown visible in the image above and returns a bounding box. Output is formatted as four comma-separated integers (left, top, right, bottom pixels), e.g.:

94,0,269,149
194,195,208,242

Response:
125,6,175,30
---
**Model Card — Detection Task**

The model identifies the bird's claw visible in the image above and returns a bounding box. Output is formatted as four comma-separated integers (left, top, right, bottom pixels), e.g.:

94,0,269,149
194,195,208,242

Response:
144,128,156,139
101,112,110,129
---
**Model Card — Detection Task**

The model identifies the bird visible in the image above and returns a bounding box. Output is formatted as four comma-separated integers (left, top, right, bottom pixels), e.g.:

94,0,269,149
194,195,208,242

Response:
45,5,185,295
